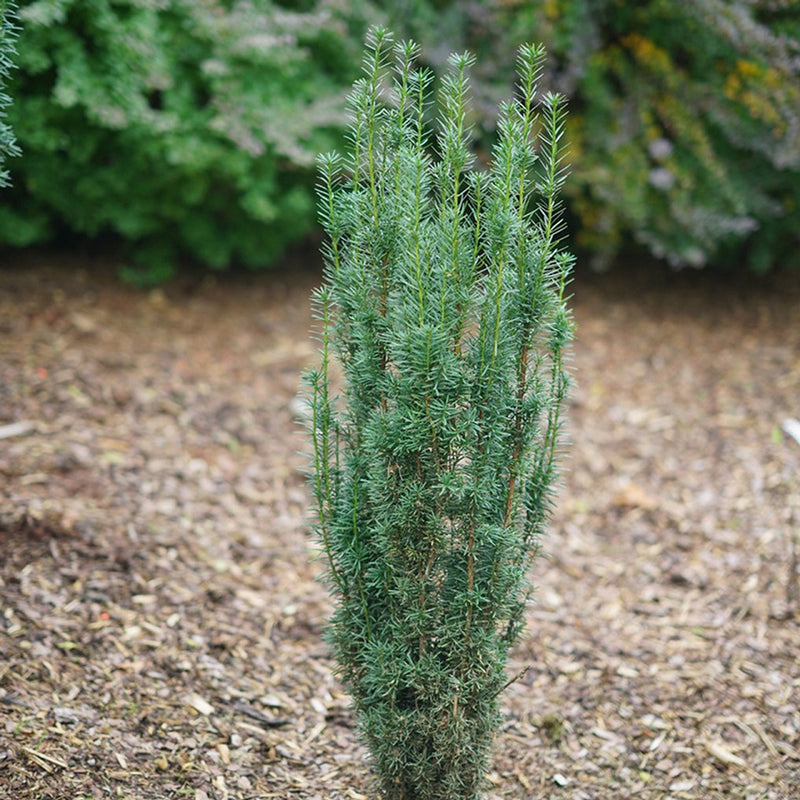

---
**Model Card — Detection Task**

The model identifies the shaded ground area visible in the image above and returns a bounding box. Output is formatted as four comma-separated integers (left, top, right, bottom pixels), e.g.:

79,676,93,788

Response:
1,251,798,800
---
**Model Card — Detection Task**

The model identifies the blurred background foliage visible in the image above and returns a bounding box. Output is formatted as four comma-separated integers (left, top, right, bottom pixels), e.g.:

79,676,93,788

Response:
2,0,374,283
385,0,800,274
2,0,799,282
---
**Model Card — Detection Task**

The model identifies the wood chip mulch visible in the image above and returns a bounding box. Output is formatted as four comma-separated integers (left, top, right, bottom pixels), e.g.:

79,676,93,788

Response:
1,252,798,799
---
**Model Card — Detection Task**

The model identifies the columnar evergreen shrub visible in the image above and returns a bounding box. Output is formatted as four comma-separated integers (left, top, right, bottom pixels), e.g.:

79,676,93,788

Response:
0,0,20,187
379,0,800,273
2,0,371,282
307,28,572,800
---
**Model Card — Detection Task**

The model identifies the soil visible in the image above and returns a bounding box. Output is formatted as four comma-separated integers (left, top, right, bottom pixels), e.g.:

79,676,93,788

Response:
1,250,798,800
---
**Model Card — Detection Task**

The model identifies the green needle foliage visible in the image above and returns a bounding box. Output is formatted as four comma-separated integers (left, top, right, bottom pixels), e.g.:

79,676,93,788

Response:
0,0,20,188
307,27,573,800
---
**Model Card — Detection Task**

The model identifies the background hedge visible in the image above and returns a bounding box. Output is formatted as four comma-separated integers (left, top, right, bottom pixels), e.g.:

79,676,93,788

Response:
2,0,373,283
3,0,799,279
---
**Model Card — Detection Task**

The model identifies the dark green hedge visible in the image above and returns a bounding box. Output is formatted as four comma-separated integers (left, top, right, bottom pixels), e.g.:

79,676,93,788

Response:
3,0,372,283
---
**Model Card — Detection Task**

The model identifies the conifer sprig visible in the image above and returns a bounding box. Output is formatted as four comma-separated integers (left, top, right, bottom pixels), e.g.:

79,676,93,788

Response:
307,27,573,800
0,0,21,188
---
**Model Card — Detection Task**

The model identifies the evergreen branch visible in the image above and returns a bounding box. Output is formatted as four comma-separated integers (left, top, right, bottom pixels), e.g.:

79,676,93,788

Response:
309,289,347,600
350,480,373,642
0,0,20,187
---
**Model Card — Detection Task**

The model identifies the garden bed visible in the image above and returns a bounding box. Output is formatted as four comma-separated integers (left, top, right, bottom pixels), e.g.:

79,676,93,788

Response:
1,251,798,799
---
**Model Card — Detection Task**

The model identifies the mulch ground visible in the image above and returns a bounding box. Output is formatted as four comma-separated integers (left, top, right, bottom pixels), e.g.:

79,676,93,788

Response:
1,250,798,800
